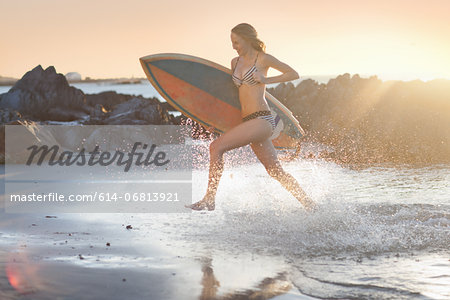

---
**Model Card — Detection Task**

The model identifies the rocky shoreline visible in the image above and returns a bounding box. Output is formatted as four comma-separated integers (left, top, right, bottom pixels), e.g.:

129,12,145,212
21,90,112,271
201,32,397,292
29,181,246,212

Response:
0,66,212,164
267,74,450,165
0,65,449,165
0,66,179,125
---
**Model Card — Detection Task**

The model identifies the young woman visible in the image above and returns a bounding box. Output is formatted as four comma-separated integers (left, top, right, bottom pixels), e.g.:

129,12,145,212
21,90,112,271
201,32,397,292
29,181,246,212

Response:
186,23,316,212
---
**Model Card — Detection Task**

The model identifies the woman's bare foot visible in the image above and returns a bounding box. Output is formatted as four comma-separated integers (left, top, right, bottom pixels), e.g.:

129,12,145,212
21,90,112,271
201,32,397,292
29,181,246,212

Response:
185,195,215,211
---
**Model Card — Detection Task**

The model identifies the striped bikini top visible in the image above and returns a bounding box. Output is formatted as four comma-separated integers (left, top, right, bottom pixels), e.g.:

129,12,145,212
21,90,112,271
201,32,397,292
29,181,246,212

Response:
232,52,259,87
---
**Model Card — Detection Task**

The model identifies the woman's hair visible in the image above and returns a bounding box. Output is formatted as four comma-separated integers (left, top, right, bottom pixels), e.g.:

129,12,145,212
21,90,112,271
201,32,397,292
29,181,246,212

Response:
231,23,266,52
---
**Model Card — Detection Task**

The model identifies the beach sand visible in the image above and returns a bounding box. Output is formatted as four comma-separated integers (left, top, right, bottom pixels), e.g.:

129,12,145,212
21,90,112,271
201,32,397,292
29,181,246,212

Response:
0,211,312,300
0,161,313,300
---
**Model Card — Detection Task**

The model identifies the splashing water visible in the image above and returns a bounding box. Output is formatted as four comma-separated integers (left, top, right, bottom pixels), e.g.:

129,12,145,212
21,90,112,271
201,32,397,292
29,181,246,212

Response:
146,140,450,258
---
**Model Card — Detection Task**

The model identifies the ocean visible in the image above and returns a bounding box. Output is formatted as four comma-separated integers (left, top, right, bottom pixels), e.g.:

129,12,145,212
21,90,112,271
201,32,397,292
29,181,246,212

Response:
130,145,450,299
0,81,449,299
0,75,335,98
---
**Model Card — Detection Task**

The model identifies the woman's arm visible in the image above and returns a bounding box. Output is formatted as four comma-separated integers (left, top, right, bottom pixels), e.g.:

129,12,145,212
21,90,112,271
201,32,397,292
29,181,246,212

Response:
254,53,299,84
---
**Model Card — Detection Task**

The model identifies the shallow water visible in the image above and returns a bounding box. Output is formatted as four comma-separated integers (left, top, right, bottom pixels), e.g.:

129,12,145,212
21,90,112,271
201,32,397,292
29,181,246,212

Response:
131,144,450,298
2,140,448,299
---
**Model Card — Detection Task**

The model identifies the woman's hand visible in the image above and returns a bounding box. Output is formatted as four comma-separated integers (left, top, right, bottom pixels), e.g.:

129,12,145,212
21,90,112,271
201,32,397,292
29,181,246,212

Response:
252,70,267,84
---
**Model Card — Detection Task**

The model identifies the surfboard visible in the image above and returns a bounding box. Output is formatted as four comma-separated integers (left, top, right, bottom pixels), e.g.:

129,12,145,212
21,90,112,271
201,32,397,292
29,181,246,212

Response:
139,53,305,149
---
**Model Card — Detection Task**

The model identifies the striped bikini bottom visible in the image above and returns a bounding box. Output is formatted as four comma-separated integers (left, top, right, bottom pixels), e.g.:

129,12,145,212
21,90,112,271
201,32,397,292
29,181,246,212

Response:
242,110,276,131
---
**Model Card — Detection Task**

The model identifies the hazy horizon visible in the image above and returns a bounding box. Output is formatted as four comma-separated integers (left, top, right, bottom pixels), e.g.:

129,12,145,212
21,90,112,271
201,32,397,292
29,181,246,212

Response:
2,68,448,84
1,0,449,81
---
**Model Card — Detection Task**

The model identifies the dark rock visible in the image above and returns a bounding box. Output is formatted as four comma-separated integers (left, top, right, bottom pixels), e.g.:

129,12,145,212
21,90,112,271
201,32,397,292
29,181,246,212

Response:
0,66,177,128
102,97,172,125
85,91,133,111
83,92,172,125
90,104,108,119
160,102,177,111
0,65,89,121
172,115,182,125
0,108,22,123
85,91,161,111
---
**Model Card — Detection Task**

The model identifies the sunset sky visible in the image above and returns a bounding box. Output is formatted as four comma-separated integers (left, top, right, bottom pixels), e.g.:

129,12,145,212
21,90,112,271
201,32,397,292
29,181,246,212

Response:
1,0,449,81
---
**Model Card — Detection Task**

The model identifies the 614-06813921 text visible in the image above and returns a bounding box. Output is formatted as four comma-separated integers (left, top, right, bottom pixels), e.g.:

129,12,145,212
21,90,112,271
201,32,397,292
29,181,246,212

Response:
9,192,180,202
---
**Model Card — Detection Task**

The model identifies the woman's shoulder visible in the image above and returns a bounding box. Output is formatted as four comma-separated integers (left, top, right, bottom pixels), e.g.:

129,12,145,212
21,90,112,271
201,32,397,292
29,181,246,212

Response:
258,52,276,63
231,56,239,69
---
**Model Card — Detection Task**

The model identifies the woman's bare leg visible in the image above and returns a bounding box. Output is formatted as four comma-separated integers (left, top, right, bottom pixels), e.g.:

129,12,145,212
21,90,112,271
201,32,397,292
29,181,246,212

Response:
187,119,273,210
250,139,316,211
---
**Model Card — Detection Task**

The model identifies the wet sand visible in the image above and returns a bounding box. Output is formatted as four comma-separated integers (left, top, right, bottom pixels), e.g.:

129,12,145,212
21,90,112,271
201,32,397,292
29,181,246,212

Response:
0,211,312,300
0,157,314,299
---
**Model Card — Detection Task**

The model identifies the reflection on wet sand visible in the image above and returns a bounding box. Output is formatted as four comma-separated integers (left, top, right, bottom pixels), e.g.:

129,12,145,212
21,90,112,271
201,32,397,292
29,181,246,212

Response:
199,257,292,300
1,247,296,300
6,251,39,295
199,258,220,300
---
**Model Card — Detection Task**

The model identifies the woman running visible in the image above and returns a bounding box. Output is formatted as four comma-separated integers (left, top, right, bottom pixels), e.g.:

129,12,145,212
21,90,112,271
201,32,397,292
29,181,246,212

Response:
186,23,316,212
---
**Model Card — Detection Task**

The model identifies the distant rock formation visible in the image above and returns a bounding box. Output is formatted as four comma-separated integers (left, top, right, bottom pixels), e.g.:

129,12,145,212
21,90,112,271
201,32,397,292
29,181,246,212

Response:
0,75,18,86
65,72,82,82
